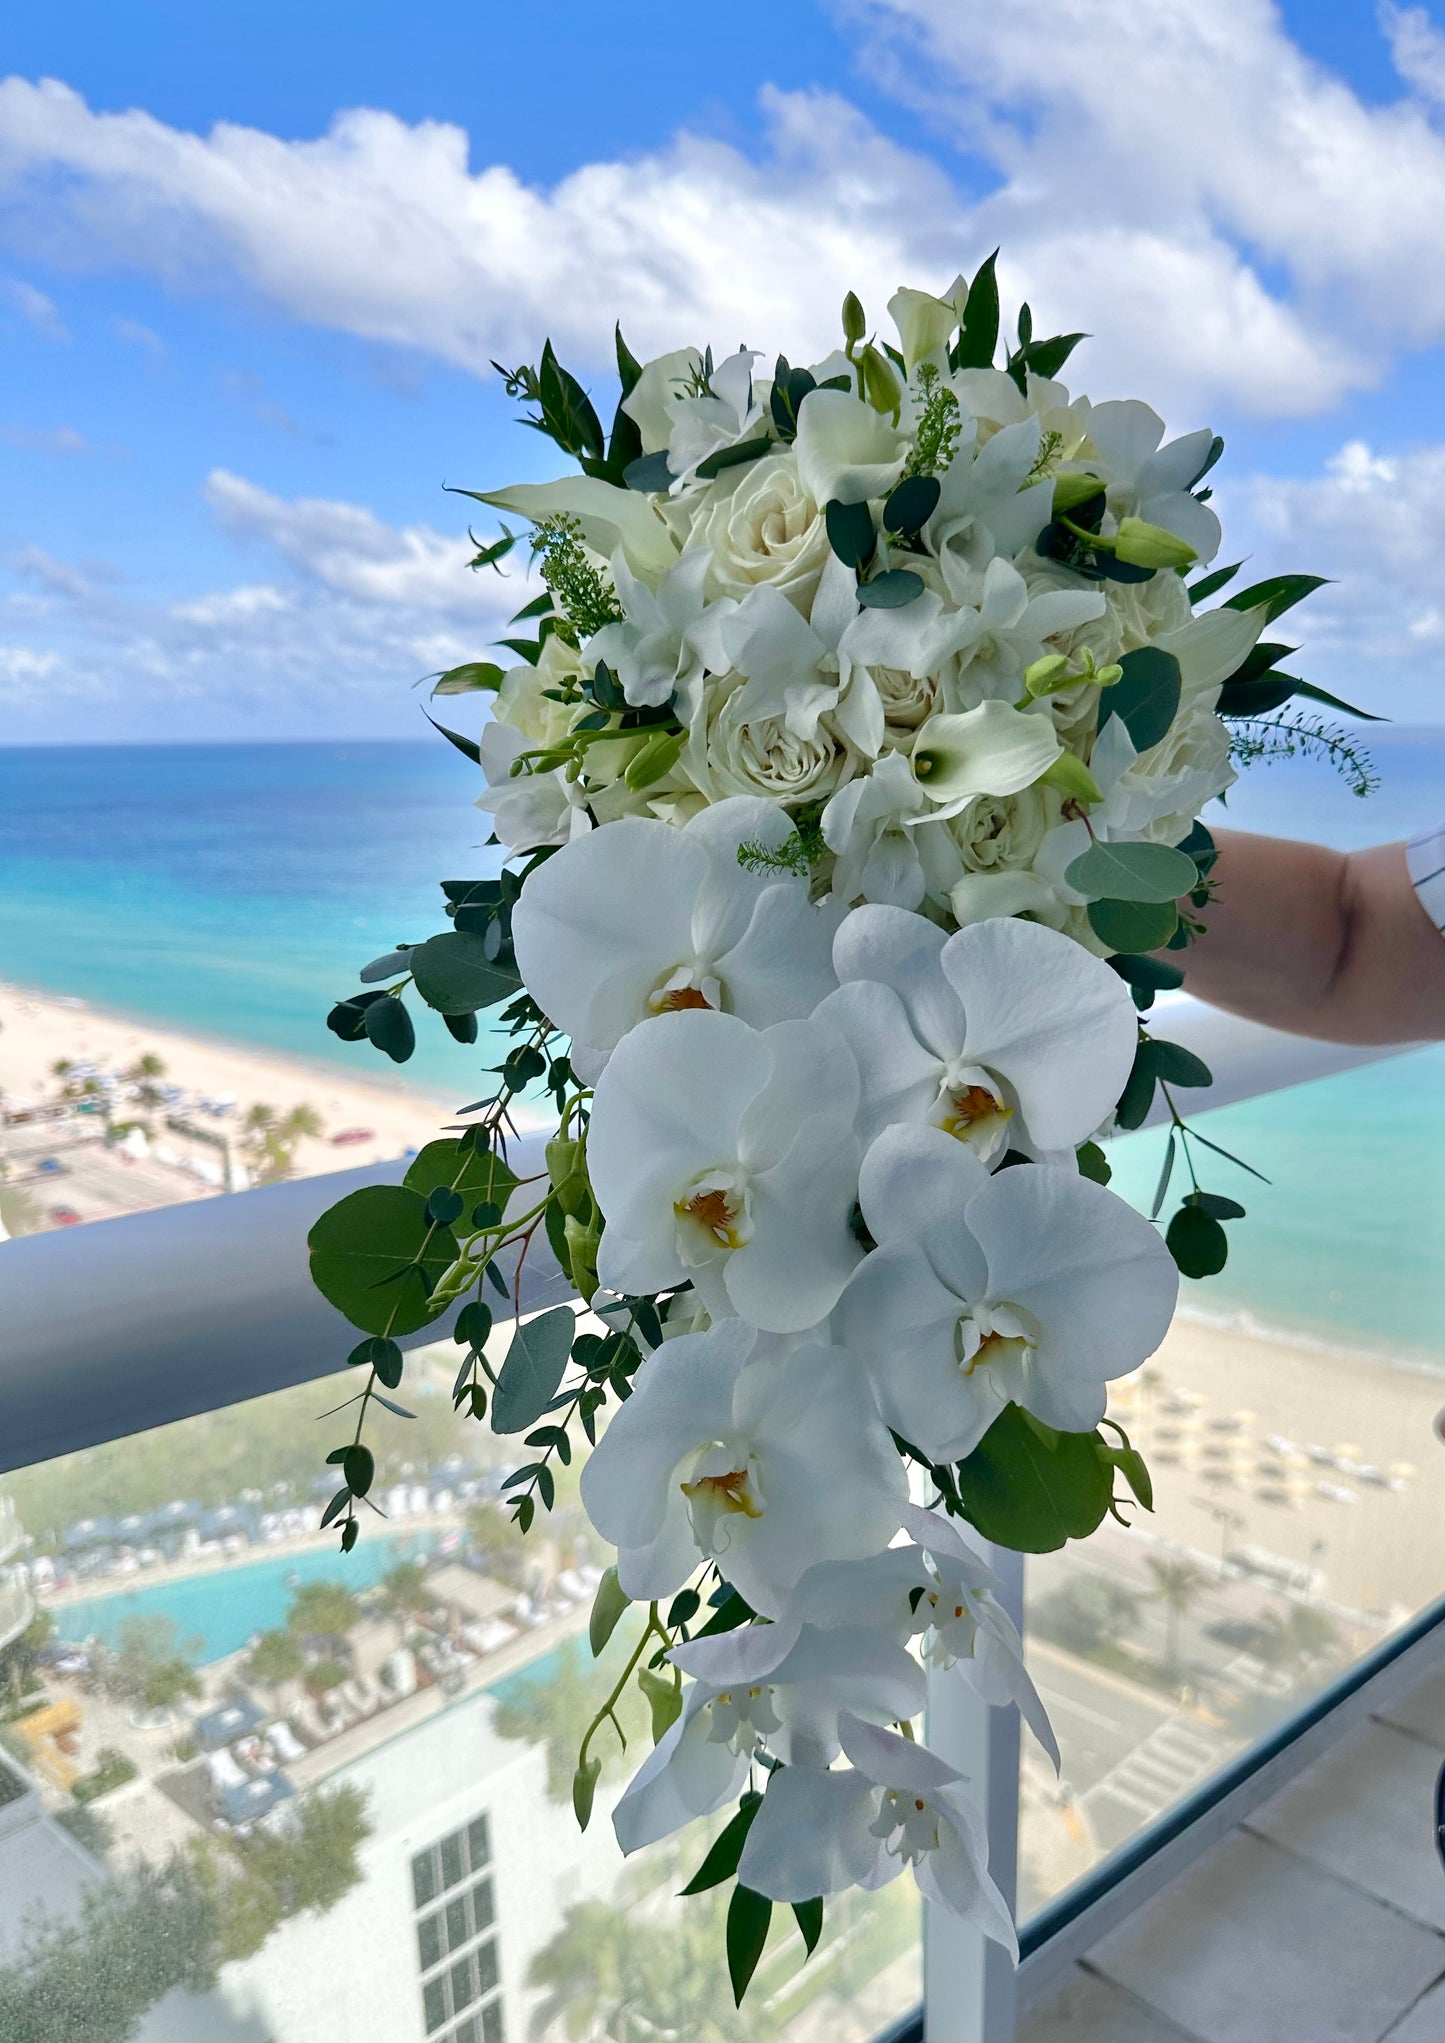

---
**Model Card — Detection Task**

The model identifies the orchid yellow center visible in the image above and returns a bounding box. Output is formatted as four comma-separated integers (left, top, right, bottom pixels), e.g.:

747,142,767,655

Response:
673,1170,752,1263
679,1468,763,1519
657,985,712,1012
680,1188,744,1246
934,1065,1013,1162
648,962,722,1016
955,1303,1038,1379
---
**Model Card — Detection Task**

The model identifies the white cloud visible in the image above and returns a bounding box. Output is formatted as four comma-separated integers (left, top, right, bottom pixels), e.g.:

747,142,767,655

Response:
0,60,1367,422
0,473,525,736
112,315,167,361
1380,3,1445,105
1239,436,1445,718
0,423,88,455
2,276,68,340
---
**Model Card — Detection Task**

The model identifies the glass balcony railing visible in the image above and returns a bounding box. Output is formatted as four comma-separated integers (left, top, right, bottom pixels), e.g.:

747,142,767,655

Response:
1018,1041,1445,1926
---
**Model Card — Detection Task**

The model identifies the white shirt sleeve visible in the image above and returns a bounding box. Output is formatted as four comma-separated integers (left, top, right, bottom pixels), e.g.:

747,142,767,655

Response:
1407,823,1445,935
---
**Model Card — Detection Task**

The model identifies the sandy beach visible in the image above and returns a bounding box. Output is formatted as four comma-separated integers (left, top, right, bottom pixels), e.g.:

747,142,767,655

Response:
0,979,468,1206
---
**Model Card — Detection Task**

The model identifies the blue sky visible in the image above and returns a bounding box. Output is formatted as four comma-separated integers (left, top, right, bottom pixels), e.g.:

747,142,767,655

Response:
4,0,1445,740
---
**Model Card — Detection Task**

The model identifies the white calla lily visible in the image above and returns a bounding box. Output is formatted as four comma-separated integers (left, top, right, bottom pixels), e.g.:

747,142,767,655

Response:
578,1320,907,1615
620,347,704,453
1084,400,1221,564
835,1123,1178,1459
888,279,967,373
794,388,907,508
815,903,1136,1155
588,1008,863,1329
909,701,1062,820
512,798,837,1080
1154,603,1267,704
474,721,591,854
473,474,678,579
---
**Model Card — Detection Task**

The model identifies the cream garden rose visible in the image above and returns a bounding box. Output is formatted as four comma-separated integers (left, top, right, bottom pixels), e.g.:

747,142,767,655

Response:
700,453,834,609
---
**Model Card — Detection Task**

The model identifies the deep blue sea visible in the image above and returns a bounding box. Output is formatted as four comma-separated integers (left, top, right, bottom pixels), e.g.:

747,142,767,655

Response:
2,731,1444,1364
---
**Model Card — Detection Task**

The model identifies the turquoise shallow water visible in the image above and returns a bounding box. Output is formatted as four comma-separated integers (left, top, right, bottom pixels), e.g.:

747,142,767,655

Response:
52,1531,439,1663
2,731,1444,1364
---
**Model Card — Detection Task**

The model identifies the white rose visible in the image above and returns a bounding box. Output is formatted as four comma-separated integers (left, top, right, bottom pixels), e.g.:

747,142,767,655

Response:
687,674,855,806
700,454,833,610
493,633,583,747
1102,701,1235,846
949,783,1055,877
875,662,945,739
1021,551,1191,666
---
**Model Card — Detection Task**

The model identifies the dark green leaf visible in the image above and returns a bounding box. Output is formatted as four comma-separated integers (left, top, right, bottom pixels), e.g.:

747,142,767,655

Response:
1150,1130,1176,1220
793,1898,824,1957
426,1186,464,1226
1113,1042,1157,1130
405,1138,518,1214
343,1444,374,1497
320,1487,351,1530
491,1307,575,1434
347,1335,402,1378
1148,1040,1213,1088
1166,1203,1229,1278
1224,573,1330,624
1022,331,1087,378
362,996,415,1065
667,1588,702,1629
615,324,643,399
727,1886,773,2006
694,436,773,481
1097,646,1182,752
681,1793,762,1895
882,474,941,534
432,660,505,696
858,568,924,608
422,711,482,765
1224,639,1295,686
1088,897,1179,955
327,990,387,1042
455,1300,493,1349
1292,678,1384,722
1218,674,1300,719
825,498,876,570
359,949,412,985
444,1011,479,1045
410,931,521,1014
1108,954,1185,992
1187,560,1242,602
955,1406,1113,1551
692,1587,756,1639
1065,840,1198,905
1076,1140,1111,1185
308,1186,458,1337
623,451,674,492
953,249,999,369
1187,1191,1246,1219
340,1518,359,1552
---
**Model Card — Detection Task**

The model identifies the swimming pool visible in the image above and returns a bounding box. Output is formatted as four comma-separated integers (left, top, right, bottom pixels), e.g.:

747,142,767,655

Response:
51,1533,440,1664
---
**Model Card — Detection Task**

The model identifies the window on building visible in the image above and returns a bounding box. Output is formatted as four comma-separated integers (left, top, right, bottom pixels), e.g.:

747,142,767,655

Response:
413,1814,502,2042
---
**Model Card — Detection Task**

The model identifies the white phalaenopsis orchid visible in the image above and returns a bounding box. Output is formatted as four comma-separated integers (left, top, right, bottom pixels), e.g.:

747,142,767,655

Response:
578,1319,907,1615
835,1123,1178,1459
588,1007,862,1329
815,904,1137,1158
1085,399,1221,565
511,798,838,1081
737,1713,1015,1946
586,547,716,710
475,721,591,854
721,552,867,743
611,1619,925,1854
787,1502,1059,1768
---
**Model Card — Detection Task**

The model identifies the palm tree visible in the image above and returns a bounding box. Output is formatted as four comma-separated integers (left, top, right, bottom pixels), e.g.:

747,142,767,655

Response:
286,1579,360,1642
1258,1602,1341,1684
243,1102,325,1184
1146,1556,1206,1675
377,1560,430,1641
247,1628,305,1704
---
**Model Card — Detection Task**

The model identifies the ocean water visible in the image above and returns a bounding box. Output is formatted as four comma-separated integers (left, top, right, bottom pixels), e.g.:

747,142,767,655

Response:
2,730,1444,1364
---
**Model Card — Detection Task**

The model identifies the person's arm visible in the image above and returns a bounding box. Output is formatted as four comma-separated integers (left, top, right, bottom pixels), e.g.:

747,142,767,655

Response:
1178,829,1445,1045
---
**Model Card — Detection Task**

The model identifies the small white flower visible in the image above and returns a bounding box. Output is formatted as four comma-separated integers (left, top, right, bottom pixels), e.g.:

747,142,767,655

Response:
928,418,1057,569
794,388,907,507
821,751,932,909
815,903,1136,1156
720,552,861,740
587,547,717,710
665,349,767,484
474,721,591,855
578,1320,907,1615
834,1123,1178,1459
588,1009,863,1330
936,556,1105,706
1085,400,1221,564
511,797,840,1082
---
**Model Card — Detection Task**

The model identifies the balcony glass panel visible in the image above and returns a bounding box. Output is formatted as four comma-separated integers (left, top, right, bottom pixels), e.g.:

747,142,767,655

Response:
1018,1043,1445,1921
0,1346,919,2042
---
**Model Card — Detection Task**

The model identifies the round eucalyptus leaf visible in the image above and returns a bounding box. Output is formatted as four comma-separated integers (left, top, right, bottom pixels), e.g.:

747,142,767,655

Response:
824,498,876,570
1087,896,1179,954
362,995,416,1064
857,568,924,608
409,931,520,1014
1067,839,1198,905
491,1307,575,1435
308,1185,458,1337
882,474,941,535
954,1406,1113,1552
358,949,412,985
404,1138,518,1213
1166,1203,1228,1278
1098,645,1182,752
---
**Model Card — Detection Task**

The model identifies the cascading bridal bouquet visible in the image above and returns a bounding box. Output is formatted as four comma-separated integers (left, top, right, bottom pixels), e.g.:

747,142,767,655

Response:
308,256,1376,1998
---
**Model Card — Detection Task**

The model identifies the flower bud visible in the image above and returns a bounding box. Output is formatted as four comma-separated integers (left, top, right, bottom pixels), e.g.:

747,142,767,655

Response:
545,1134,590,1218
842,291,867,352
623,729,685,792
563,1212,601,1302
1113,516,1198,570
1038,752,1103,804
1023,654,1072,698
1050,470,1105,512
638,1665,684,1744
858,343,902,423
572,1754,602,1831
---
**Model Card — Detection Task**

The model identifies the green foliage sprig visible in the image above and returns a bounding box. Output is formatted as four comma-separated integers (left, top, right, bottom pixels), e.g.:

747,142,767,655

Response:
1228,710,1380,799
531,515,623,643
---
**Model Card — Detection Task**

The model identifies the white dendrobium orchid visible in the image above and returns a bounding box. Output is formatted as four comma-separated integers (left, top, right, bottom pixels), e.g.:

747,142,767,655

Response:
586,547,716,710
611,1619,926,1855
474,721,591,854
511,799,839,1082
821,751,932,909
937,556,1106,705
815,904,1136,1156
578,1319,907,1615
666,349,767,485
834,1123,1178,1459
1088,703,1236,848
928,418,1057,568
909,701,1062,821
794,389,907,507
736,1713,1015,1947
1085,400,1221,565
721,552,863,741
588,1009,863,1329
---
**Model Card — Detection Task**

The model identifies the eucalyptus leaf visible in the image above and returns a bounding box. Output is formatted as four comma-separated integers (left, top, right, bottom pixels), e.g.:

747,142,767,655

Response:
1186,1190,1247,1220
359,949,412,984
1087,897,1179,955
1107,954,1185,992
858,568,924,608
1147,1039,1213,1089
362,995,415,1064
1166,1203,1229,1278
404,1138,519,1213
694,436,773,481
491,1307,575,1435
1065,840,1198,905
308,1186,458,1337
1096,646,1181,752
825,498,876,570
623,451,674,493
954,1406,1113,1552
883,474,941,534
410,931,521,1014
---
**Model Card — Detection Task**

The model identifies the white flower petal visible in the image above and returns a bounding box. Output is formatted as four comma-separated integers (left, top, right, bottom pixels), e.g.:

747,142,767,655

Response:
794,388,906,508
812,980,944,1142
739,1765,885,1902
613,1686,750,1854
